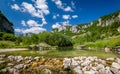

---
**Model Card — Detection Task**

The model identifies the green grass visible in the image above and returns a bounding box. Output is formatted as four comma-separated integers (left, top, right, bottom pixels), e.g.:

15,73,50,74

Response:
85,35,120,49
0,41,15,48
0,49,119,59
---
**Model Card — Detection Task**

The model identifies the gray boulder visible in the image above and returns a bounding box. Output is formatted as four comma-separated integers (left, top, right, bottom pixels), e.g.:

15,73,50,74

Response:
76,45,86,50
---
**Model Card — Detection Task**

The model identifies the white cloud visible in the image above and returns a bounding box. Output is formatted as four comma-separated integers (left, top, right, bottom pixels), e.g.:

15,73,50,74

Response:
62,20,70,26
33,0,50,15
27,19,43,27
21,2,42,18
15,27,46,34
52,23,61,29
41,17,47,25
11,0,49,26
23,27,46,34
64,6,73,12
52,0,73,12
52,0,63,9
21,20,26,26
11,4,20,10
62,15,70,20
15,28,22,33
53,14,60,19
72,15,78,19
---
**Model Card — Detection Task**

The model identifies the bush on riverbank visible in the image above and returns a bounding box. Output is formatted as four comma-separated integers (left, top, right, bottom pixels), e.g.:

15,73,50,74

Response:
22,32,73,47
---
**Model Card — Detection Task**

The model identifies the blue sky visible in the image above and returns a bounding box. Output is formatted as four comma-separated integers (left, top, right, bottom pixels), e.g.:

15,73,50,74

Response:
0,0,120,34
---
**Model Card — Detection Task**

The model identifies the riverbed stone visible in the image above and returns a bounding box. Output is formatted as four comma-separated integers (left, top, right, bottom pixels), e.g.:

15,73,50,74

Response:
0,61,5,64
34,56,40,61
112,62,120,69
63,58,71,69
14,64,24,69
73,66,83,74
8,55,15,61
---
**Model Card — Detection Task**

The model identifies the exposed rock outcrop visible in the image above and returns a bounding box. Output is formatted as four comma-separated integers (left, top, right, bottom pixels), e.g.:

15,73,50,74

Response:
0,11,14,33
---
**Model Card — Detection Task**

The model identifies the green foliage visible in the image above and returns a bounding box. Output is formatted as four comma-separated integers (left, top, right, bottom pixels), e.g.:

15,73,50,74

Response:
38,32,73,47
2,33,16,41
15,36,22,45
85,35,120,49
0,41,15,48
22,32,73,47
22,37,32,45
0,32,16,41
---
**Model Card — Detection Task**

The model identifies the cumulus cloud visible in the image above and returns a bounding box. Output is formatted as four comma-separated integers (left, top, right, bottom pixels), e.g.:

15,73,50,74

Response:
21,20,26,26
11,4,20,10
53,14,60,19
52,0,63,9
52,0,73,12
23,27,46,34
21,2,41,18
34,0,49,15
72,15,78,19
64,6,73,12
62,20,70,26
62,15,70,20
11,0,49,26
27,19,43,27
52,23,61,29
15,28,22,33
15,27,46,34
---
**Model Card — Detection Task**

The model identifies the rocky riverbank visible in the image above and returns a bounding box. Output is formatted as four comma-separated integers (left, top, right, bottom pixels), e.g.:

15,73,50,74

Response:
0,55,120,74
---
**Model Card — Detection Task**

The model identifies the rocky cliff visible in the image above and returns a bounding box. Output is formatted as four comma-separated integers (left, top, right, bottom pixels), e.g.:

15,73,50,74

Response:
52,10,120,37
0,11,14,34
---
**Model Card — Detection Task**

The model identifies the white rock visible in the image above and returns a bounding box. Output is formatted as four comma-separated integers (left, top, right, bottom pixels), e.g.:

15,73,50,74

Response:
63,58,71,69
106,58,114,61
14,64,24,69
8,55,14,61
15,56,23,62
0,54,6,58
110,67,119,74
0,68,7,72
116,58,120,64
104,47,111,52
8,68,15,73
7,63,14,66
105,67,113,74
98,59,106,65
84,70,99,74
96,64,105,70
81,60,91,66
99,67,112,74
73,66,83,74
112,62,120,69
34,56,40,61
71,59,79,67
0,61,5,64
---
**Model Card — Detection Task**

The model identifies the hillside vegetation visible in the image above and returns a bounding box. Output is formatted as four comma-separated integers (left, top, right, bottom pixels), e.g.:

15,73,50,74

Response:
52,10,120,48
0,10,120,49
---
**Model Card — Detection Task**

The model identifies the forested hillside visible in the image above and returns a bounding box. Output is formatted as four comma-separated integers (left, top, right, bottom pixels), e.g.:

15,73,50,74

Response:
52,10,120,46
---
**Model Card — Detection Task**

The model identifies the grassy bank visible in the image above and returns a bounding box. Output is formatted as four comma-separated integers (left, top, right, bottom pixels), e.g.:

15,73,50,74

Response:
0,49,119,59
84,35,120,49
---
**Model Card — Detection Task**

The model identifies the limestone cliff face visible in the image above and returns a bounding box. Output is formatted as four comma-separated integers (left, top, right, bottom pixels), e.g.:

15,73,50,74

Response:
52,10,120,35
0,11,14,33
